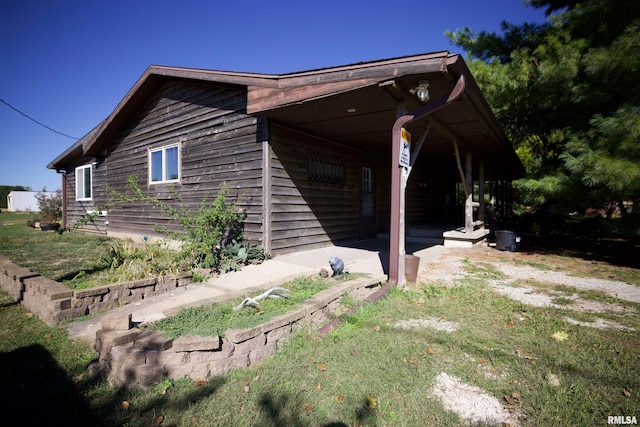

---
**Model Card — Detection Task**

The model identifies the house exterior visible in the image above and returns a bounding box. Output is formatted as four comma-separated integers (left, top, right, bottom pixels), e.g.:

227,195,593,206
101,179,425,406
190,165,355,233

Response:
48,52,523,282
7,191,56,212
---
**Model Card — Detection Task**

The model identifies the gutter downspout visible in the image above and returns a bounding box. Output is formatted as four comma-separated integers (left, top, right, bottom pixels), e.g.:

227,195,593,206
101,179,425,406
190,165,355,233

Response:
389,74,466,285
57,170,67,229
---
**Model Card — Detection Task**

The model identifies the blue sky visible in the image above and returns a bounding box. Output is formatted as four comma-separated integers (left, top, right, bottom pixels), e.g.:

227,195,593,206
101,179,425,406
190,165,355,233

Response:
0,0,547,192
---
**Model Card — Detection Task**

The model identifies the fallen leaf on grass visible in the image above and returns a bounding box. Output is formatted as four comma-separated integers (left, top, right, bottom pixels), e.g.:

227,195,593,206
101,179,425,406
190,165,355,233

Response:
546,374,561,387
504,391,522,405
43,333,52,339
353,374,359,381
121,401,130,411
194,378,207,387
426,347,434,355
154,414,164,425
317,363,327,371
506,319,514,327
243,385,250,393
551,331,569,342
316,382,322,390
515,349,537,360
305,404,312,415
337,394,344,402
623,388,631,397
365,394,378,409
25,312,34,318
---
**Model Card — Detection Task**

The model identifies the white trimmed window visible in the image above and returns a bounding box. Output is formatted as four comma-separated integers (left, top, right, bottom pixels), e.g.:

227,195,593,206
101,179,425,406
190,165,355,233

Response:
149,144,180,184
75,165,92,201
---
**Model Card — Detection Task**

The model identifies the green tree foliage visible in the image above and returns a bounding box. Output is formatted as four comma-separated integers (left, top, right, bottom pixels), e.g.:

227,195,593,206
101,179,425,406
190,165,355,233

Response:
447,0,640,220
0,185,27,209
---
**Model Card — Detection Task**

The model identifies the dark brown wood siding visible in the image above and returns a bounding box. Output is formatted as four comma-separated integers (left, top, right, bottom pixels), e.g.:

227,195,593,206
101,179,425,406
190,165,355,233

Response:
81,81,264,244
63,159,108,234
269,125,368,254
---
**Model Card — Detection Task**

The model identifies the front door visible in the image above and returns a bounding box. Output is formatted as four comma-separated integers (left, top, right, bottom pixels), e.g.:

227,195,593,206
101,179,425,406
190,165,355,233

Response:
359,166,376,239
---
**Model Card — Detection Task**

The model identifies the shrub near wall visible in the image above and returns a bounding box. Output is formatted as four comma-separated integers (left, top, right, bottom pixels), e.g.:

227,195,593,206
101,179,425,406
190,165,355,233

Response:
0,255,194,325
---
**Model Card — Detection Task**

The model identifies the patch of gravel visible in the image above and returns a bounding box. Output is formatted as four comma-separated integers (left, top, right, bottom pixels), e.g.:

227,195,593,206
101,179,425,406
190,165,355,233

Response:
394,318,460,333
430,372,521,426
489,283,631,314
492,264,640,303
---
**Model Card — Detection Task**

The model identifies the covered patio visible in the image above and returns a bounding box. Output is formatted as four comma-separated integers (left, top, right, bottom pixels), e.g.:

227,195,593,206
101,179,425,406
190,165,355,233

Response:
248,52,523,285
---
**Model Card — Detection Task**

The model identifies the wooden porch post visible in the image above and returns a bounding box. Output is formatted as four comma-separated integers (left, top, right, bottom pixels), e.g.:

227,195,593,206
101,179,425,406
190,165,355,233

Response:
478,157,485,228
464,152,474,233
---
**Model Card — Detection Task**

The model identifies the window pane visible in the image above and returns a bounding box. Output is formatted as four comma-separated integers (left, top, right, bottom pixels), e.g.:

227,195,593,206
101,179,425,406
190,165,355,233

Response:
151,150,163,182
166,146,179,180
76,169,83,199
83,167,92,198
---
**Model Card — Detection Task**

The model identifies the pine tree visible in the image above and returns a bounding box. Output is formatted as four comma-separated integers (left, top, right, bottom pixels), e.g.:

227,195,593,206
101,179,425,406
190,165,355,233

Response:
447,0,640,225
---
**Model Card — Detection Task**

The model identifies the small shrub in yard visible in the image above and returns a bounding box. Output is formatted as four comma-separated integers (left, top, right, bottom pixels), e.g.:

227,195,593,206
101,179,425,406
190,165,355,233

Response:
102,176,268,273
26,190,62,228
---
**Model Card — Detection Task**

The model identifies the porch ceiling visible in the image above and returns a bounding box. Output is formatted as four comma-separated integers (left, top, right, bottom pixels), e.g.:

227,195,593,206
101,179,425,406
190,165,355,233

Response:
252,63,523,179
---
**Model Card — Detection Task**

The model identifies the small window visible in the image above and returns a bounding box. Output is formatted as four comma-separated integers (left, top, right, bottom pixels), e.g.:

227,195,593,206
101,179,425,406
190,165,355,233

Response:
308,155,345,184
75,165,92,201
149,144,180,184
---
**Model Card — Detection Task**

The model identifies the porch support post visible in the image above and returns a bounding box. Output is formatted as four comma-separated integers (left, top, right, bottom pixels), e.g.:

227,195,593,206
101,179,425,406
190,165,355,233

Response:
464,152,474,233
260,119,272,254
478,157,485,228
389,75,466,286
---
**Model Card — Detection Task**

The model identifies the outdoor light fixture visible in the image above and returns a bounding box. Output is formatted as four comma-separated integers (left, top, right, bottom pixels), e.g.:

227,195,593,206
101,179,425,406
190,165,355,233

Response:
410,80,430,102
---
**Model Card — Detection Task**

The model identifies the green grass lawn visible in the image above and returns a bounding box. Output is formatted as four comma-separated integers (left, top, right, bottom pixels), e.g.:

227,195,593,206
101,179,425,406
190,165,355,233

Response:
145,275,349,338
0,212,115,286
0,243,638,426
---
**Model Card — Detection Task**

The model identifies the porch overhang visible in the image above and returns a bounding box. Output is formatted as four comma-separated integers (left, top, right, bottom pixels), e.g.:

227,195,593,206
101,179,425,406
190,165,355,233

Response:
247,52,524,285
247,52,523,180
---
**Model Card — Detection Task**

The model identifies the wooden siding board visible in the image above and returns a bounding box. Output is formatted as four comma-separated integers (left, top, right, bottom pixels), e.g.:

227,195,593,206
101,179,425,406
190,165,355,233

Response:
268,125,366,254
86,82,264,245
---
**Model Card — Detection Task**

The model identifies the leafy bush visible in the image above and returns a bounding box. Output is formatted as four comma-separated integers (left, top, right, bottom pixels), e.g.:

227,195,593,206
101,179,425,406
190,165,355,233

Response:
220,239,269,273
102,176,267,273
36,190,62,224
95,240,183,283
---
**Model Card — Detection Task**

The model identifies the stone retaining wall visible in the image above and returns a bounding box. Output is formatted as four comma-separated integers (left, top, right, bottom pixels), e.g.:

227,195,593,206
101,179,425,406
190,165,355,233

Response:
0,255,194,325
95,275,384,388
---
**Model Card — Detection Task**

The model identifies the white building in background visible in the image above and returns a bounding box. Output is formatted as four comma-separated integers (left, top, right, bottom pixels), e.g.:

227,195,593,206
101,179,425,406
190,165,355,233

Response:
6,191,55,212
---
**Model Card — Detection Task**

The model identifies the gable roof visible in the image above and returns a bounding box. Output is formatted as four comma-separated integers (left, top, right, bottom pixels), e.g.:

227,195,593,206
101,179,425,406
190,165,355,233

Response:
48,52,523,177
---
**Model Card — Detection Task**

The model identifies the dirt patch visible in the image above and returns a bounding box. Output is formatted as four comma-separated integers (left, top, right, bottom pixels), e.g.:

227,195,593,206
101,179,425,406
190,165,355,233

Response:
491,263,640,303
564,316,635,331
418,244,639,331
394,318,460,333
430,372,521,426
489,282,632,314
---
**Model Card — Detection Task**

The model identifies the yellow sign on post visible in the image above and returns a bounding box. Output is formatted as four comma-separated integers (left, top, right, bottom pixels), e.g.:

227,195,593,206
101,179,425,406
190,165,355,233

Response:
399,128,411,168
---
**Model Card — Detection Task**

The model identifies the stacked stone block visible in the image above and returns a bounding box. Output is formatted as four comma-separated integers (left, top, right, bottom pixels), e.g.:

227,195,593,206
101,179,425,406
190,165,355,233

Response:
95,275,384,388
0,255,194,325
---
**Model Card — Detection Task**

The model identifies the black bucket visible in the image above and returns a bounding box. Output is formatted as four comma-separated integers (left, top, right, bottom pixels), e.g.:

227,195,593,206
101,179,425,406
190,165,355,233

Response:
495,230,520,251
